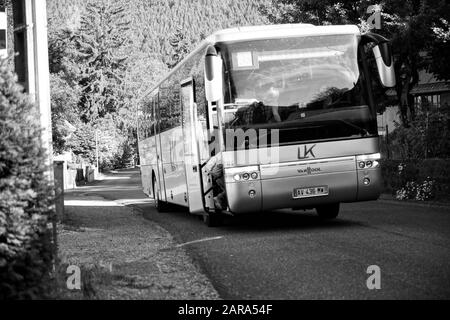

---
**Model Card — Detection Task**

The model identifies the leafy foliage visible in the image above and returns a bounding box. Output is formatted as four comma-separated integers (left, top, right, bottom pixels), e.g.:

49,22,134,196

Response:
167,26,191,69
46,0,268,166
73,1,131,123
0,59,54,299
388,107,450,159
50,73,80,154
381,159,450,201
429,17,450,81
47,0,268,69
395,178,435,201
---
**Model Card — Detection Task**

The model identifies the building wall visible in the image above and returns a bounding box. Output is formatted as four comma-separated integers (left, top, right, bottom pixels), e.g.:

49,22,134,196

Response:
0,3,6,58
0,0,12,63
2,0,15,69
4,0,53,179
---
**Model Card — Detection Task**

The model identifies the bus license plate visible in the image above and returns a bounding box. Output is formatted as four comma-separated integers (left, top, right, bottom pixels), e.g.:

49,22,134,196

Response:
293,186,329,199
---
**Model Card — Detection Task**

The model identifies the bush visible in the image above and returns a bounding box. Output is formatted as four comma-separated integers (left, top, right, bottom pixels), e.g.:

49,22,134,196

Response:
0,59,55,299
395,178,436,201
386,108,450,159
381,159,450,201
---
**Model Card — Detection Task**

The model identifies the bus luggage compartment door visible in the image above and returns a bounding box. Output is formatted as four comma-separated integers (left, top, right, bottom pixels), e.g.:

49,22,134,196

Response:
260,156,358,211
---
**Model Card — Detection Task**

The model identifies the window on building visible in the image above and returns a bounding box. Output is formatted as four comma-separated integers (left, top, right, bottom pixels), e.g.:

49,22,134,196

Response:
0,30,5,49
12,0,27,87
415,94,441,111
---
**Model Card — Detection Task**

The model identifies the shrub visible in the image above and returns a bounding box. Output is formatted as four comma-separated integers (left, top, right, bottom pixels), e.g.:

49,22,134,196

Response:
381,159,450,201
0,59,55,299
386,108,450,159
395,178,436,201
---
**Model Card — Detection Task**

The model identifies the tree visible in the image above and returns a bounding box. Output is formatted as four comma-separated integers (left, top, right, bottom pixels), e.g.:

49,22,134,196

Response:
49,73,80,154
166,26,192,69
48,27,83,154
119,53,168,162
65,123,96,164
72,0,131,123
46,0,269,164
389,107,450,159
48,0,134,164
429,17,450,81
0,59,54,299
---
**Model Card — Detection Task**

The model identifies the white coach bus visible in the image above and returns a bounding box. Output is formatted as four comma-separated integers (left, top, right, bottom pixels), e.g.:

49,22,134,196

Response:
137,24,395,226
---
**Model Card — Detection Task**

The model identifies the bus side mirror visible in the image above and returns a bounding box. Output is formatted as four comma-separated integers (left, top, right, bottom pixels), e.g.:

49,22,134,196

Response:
362,33,396,88
373,42,396,88
204,46,223,102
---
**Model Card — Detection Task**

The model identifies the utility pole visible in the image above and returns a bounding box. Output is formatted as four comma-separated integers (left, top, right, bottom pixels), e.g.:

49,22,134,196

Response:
96,128,99,173
386,124,390,159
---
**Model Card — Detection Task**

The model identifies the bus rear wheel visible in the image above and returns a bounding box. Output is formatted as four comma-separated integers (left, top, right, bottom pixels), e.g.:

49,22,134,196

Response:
316,203,340,220
203,212,223,227
153,178,170,212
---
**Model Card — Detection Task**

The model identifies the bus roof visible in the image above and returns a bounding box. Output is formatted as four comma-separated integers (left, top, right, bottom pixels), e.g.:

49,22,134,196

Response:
142,24,361,100
207,24,360,43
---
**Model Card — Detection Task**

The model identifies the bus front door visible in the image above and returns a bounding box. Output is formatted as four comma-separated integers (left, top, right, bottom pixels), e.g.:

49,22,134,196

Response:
181,79,204,214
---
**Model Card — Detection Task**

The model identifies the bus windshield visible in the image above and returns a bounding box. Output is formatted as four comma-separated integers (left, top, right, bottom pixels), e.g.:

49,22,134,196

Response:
218,34,378,147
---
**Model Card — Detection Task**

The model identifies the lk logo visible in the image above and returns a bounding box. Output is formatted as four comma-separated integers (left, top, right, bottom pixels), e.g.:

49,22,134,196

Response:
298,145,316,159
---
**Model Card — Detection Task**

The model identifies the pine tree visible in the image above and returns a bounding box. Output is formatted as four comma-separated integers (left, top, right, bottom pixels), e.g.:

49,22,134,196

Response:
166,26,191,69
73,0,131,123
46,0,268,161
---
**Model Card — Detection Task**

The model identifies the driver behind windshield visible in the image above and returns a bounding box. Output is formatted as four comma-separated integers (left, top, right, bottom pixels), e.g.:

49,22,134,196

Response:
232,75,283,126
254,76,282,123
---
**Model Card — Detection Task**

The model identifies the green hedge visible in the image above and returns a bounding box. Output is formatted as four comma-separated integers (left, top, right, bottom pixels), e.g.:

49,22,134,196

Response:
0,59,54,299
381,159,450,201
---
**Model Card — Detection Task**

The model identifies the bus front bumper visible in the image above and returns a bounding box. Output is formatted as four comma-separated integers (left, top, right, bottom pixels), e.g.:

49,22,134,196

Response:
224,159,382,214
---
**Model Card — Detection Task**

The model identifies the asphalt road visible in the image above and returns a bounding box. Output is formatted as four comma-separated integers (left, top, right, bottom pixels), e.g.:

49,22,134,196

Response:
73,169,450,299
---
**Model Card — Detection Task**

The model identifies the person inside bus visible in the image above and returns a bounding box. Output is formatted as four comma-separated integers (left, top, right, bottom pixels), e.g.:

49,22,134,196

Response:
254,76,282,123
233,75,282,126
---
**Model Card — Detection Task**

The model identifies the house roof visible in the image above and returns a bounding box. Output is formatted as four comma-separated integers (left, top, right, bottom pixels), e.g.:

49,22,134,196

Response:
410,82,450,95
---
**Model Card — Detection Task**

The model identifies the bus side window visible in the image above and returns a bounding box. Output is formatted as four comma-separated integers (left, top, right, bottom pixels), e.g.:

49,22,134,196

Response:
192,52,211,160
159,88,170,132
150,97,155,137
171,87,181,128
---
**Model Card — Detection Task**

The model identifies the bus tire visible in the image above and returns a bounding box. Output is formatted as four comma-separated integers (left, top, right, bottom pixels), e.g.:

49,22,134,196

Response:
203,212,223,227
153,177,170,212
316,203,340,220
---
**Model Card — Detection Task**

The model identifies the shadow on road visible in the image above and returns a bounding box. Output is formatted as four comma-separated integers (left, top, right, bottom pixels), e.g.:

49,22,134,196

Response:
221,211,362,232
150,204,363,233
72,168,364,233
